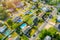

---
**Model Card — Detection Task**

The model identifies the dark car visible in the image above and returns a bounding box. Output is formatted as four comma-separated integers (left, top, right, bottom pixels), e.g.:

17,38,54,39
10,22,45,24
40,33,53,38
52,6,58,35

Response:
49,15,53,18
33,34,36,37
58,24,60,29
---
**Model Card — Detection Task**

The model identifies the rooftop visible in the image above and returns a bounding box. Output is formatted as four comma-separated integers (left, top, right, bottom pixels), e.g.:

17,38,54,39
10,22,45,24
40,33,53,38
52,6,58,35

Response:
0,25,7,33
57,15,60,22
44,36,51,40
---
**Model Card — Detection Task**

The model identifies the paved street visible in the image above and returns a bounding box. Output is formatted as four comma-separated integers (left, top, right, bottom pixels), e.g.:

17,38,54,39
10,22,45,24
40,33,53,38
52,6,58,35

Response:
29,4,57,40
0,0,59,40
29,16,50,40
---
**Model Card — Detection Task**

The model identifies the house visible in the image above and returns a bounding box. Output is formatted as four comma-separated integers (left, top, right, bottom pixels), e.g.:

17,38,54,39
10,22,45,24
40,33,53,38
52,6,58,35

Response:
33,17,39,26
16,2,24,8
13,36,20,40
41,7,50,12
19,23,31,37
12,16,23,23
7,32,19,40
25,10,30,14
23,26,31,38
55,24,60,31
0,25,7,33
8,38,13,40
5,0,24,9
58,24,60,30
56,24,60,31
12,16,20,22
8,36,20,40
23,26,31,34
3,29,11,36
32,0,37,2
8,8,14,12
17,19,23,23
44,36,51,40
6,8,14,12
56,4,60,8
25,10,32,14
31,5,36,9
57,15,60,22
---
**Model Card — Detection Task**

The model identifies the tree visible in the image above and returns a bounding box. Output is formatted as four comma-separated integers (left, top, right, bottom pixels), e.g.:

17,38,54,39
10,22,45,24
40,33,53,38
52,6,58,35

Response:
36,9,41,16
7,19,13,26
38,27,58,40
33,26,38,30
39,29,48,40
48,27,58,37
53,34,60,40
0,6,3,12
0,22,3,27
58,8,60,12
27,18,33,25
38,18,44,23
0,6,8,20
16,27,22,36
12,23,20,29
23,15,30,22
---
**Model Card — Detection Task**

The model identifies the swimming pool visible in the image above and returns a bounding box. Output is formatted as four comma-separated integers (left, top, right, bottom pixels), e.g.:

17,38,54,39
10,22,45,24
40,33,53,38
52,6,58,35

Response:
28,11,32,14
20,23,27,29
4,29,11,36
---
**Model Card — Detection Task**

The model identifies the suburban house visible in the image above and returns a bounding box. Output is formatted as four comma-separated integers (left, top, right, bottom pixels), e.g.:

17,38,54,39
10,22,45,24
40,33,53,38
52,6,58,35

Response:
33,17,39,26
7,32,20,40
32,0,37,2
3,29,11,36
41,7,50,12
0,25,7,33
8,36,20,40
12,16,19,22
13,36,20,40
44,36,51,40
58,12,60,15
31,5,36,9
57,15,60,22
19,23,31,37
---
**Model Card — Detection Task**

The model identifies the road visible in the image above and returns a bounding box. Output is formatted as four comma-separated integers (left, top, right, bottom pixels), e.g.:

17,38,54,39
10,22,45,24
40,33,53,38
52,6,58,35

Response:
29,14,51,40
0,2,57,40
29,4,57,40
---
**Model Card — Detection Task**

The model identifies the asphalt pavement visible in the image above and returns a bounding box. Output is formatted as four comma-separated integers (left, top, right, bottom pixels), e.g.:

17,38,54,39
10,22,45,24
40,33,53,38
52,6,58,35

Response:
29,4,57,40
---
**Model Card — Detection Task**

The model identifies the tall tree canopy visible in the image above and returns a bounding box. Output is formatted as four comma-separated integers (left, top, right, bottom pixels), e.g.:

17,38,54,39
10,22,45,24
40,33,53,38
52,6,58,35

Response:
0,6,8,20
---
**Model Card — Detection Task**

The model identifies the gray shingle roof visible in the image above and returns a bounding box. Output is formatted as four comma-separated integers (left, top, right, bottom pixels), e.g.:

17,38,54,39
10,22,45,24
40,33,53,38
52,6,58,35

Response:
0,25,7,33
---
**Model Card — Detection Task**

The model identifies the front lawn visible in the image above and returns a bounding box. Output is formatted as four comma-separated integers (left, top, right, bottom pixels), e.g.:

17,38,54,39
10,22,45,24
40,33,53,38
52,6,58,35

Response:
50,16,56,23
30,28,36,36
21,34,29,40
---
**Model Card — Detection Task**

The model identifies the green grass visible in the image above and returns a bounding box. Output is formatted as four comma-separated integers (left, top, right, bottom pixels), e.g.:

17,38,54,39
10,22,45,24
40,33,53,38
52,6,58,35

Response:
50,16,56,23
0,34,4,40
21,34,29,40
30,28,36,36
